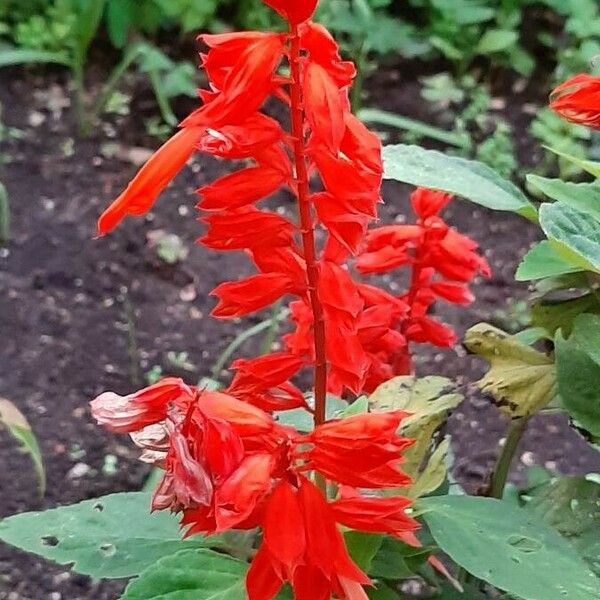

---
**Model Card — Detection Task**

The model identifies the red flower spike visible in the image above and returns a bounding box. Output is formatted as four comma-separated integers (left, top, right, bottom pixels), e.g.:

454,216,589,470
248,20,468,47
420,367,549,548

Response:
411,187,452,219
550,74,600,130
262,0,318,24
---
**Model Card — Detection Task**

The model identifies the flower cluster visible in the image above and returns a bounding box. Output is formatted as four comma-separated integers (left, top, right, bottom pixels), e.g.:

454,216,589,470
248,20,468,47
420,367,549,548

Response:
354,188,490,391
92,0,488,597
550,73,600,129
91,379,417,599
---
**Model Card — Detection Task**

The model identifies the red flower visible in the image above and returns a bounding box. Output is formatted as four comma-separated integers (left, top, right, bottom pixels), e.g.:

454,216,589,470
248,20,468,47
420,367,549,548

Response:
331,493,418,538
246,478,371,600
211,273,296,318
227,352,307,411
262,0,318,25
90,378,192,433
200,209,296,251
97,127,204,235
550,74,600,130
295,412,413,488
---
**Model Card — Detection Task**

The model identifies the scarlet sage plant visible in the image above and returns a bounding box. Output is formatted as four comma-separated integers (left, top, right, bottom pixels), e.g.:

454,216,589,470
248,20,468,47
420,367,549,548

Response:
91,0,488,598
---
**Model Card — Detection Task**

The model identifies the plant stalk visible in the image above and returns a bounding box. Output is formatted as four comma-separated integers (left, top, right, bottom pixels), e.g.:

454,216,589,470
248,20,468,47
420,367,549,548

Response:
289,27,328,432
490,416,529,499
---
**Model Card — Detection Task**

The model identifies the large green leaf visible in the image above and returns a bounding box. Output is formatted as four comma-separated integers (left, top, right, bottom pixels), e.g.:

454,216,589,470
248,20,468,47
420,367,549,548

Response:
345,532,383,573
120,549,247,600
0,492,221,578
369,376,462,497
526,476,600,576
528,175,600,221
531,293,600,337
0,398,45,495
539,202,600,273
464,323,557,417
419,495,600,600
382,144,536,218
555,314,600,439
516,240,583,281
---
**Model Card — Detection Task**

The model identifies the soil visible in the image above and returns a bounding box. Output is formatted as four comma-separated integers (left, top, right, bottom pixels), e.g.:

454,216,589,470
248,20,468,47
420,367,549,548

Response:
0,61,599,600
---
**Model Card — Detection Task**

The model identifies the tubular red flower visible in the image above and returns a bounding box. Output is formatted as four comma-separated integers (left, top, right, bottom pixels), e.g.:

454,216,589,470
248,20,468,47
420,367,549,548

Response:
262,0,318,25
330,494,419,538
211,273,295,318
97,127,205,235
227,353,307,412
90,378,193,433
303,61,346,152
246,478,370,600
197,167,288,212
550,74,600,130
296,412,414,488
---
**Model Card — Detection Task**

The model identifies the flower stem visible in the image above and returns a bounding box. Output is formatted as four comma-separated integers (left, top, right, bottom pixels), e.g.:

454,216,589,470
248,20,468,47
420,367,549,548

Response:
288,27,328,431
490,416,529,499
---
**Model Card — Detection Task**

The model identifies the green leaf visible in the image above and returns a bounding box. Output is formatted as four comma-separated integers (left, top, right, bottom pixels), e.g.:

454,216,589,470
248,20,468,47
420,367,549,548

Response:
345,532,383,572
531,293,600,337
369,537,428,580
382,144,536,219
369,376,462,497
359,109,469,149
0,48,71,68
73,0,107,62
555,314,600,439
120,549,247,600
477,29,519,54
543,146,600,179
409,437,451,499
516,240,583,281
464,323,557,417
0,492,221,578
528,175,600,221
539,202,600,273
338,395,369,418
276,395,348,432
368,582,400,599
0,398,45,495
106,0,133,48
419,495,600,600
526,476,600,575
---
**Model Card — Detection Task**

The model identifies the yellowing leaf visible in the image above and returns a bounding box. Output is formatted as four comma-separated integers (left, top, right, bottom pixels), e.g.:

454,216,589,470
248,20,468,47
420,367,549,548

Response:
464,324,557,417
0,398,45,495
369,376,462,497
408,437,451,500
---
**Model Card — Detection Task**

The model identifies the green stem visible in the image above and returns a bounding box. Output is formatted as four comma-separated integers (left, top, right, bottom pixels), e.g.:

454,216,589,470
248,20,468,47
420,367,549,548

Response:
455,416,529,585
490,417,529,499
73,62,87,136
350,40,367,113
210,309,290,381
0,182,10,245
84,44,144,136
260,298,284,355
